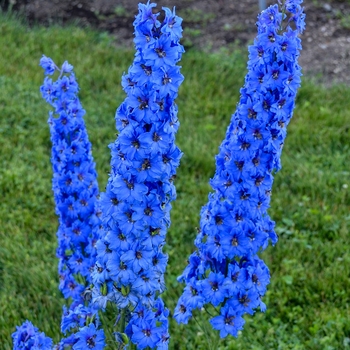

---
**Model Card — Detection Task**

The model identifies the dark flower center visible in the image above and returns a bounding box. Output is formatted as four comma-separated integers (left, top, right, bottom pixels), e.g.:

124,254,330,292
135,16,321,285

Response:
225,180,232,187
252,274,260,285
144,207,153,216
190,286,198,296
231,271,239,282
235,214,243,222
143,329,152,337
211,282,219,291
132,140,140,149
235,160,244,171
253,130,263,139
255,176,264,186
150,227,160,236
153,132,161,142
215,216,223,225
248,108,257,119
240,192,250,200
141,159,151,170
239,294,250,306
141,64,152,76
87,335,96,348
253,157,260,166
241,141,250,150
155,48,166,58
263,100,270,110
118,233,126,241
111,197,119,205
163,75,172,85
138,99,149,110
125,180,134,190
224,316,234,325
231,237,239,246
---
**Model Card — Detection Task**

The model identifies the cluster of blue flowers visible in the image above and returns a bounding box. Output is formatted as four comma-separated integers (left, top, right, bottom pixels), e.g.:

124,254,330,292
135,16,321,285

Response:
175,0,305,338
39,57,105,350
40,56,101,307
89,2,184,349
12,0,306,347
12,321,53,350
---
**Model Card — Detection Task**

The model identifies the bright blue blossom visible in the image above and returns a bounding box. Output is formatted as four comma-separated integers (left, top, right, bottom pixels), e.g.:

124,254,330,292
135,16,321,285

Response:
40,55,57,75
72,323,105,350
209,305,245,338
175,0,305,337
39,57,105,349
39,56,101,308
90,2,184,348
12,320,53,350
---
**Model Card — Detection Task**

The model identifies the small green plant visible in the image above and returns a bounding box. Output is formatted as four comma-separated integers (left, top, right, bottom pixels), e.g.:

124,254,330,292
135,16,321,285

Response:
340,14,350,29
182,27,202,48
178,8,215,25
114,5,128,17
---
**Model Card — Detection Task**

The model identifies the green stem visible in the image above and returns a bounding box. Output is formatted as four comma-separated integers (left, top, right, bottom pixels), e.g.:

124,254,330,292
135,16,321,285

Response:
193,314,214,350
120,309,126,334
98,311,115,349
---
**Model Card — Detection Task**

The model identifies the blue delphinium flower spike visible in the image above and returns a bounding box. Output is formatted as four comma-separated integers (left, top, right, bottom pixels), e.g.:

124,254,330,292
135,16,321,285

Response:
40,56,101,308
91,2,184,348
175,0,305,338
39,57,105,349
12,320,53,350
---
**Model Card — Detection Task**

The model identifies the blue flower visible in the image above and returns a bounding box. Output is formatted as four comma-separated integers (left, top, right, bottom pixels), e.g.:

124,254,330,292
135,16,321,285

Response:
39,55,57,75
131,320,161,349
173,299,193,325
91,2,184,348
176,0,305,337
72,323,105,350
209,305,245,338
12,320,53,350
40,57,105,347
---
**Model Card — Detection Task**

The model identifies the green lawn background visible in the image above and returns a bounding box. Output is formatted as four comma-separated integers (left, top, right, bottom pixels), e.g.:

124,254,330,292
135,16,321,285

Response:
0,12,349,350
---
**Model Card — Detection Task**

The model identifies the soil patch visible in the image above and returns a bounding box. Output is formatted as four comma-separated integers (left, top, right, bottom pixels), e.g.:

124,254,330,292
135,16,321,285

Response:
2,0,350,85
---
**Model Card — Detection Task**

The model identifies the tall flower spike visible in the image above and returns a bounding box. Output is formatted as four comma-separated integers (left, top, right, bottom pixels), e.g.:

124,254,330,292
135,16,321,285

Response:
91,2,184,349
39,57,105,350
175,0,305,338
40,55,102,308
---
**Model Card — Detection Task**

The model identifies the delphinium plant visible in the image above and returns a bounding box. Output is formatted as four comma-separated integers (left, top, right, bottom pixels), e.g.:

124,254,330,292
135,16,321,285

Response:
89,2,184,349
12,57,106,350
11,0,307,348
40,56,105,349
175,0,305,339
39,56,102,310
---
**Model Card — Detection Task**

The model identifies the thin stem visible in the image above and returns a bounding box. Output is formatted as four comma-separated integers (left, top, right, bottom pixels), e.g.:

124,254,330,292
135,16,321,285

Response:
99,311,115,349
120,308,126,334
203,305,215,318
193,314,214,350
279,0,287,33
129,343,137,350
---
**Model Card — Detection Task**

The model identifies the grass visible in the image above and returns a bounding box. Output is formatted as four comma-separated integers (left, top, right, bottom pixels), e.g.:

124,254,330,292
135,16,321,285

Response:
0,11,349,350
